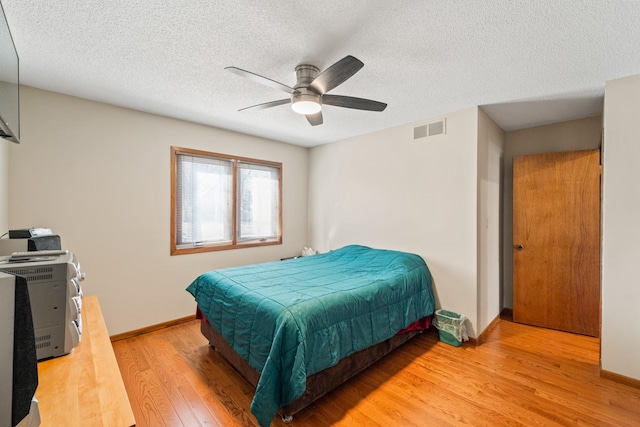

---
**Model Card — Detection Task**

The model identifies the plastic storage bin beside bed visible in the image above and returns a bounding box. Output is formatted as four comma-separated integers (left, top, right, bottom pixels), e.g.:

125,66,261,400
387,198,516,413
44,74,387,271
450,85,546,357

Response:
434,309,468,347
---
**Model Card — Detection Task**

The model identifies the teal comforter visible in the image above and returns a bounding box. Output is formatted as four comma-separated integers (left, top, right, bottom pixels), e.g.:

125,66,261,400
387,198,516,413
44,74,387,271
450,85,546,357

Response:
186,245,435,426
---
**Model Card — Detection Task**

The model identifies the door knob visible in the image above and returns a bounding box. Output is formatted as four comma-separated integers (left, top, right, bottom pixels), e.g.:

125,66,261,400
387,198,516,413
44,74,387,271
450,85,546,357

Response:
515,245,524,250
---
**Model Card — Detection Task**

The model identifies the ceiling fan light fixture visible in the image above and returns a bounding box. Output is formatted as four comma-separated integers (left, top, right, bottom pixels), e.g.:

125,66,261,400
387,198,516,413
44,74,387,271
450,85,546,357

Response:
291,93,321,115
227,55,386,125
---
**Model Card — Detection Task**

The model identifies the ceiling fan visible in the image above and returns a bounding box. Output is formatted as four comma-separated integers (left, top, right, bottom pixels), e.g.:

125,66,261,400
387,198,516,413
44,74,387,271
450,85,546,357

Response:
225,55,387,126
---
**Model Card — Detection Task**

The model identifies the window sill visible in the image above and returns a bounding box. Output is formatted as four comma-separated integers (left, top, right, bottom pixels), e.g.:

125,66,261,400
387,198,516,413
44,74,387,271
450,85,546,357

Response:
171,238,282,256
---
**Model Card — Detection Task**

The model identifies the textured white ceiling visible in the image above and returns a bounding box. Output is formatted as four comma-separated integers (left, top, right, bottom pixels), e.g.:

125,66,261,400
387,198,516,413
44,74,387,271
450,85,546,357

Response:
2,1,640,147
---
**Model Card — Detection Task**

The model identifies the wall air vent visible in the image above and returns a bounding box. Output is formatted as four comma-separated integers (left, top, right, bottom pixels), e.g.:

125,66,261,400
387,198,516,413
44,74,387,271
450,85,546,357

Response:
428,118,446,136
413,124,428,139
413,118,446,140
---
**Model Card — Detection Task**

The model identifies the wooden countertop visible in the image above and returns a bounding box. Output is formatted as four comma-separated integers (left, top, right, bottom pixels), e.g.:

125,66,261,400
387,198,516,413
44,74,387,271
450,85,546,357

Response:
35,296,136,426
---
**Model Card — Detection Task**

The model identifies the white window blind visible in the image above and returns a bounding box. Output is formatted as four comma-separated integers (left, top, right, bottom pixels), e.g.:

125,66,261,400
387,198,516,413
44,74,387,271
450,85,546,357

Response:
237,161,280,242
172,147,282,254
176,153,233,247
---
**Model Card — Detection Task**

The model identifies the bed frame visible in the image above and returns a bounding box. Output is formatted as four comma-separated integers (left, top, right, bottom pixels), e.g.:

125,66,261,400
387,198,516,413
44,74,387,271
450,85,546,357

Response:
200,316,424,422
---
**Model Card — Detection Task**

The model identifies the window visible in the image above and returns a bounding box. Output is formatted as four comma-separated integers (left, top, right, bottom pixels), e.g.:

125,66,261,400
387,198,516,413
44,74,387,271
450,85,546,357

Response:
171,146,282,255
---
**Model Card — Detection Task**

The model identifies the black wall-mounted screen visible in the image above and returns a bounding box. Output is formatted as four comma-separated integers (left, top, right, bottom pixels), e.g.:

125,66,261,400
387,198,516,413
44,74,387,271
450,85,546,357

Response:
0,1,19,143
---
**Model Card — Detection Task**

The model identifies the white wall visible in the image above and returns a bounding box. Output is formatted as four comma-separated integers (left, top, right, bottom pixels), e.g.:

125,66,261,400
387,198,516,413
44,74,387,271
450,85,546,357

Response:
308,107,485,337
477,109,504,333
0,139,7,232
602,74,640,380
8,86,309,335
501,116,602,308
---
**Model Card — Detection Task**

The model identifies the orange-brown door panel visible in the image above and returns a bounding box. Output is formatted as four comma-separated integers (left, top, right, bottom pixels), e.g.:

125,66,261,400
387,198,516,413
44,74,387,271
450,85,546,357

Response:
513,149,600,337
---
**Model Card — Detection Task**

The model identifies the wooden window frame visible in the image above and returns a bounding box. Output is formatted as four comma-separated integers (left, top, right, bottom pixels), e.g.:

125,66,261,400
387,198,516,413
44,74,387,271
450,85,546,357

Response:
170,146,282,255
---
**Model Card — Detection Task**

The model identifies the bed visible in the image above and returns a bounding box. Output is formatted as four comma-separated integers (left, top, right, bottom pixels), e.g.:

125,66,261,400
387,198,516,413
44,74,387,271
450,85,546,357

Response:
186,244,435,426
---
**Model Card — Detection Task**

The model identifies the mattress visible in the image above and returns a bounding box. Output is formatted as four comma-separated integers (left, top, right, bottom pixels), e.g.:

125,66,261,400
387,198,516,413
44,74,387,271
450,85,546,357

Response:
186,244,435,426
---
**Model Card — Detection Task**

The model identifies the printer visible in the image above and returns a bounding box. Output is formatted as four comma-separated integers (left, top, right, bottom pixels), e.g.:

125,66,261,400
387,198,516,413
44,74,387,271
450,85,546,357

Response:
0,252,85,360
0,230,62,256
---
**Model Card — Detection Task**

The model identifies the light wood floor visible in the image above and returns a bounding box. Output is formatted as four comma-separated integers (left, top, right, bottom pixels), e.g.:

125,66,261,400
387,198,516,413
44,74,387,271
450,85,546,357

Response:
112,318,640,426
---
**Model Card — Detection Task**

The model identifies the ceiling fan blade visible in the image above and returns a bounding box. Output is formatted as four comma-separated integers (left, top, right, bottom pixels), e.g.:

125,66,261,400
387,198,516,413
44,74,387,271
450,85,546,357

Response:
306,111,323,126
225,66,295,94
308,55,364,95
322,94,387,111
238,99,290,112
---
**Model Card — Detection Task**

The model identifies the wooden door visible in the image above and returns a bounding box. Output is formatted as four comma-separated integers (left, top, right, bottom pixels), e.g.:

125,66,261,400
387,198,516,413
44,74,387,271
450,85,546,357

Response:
513,149,601,337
